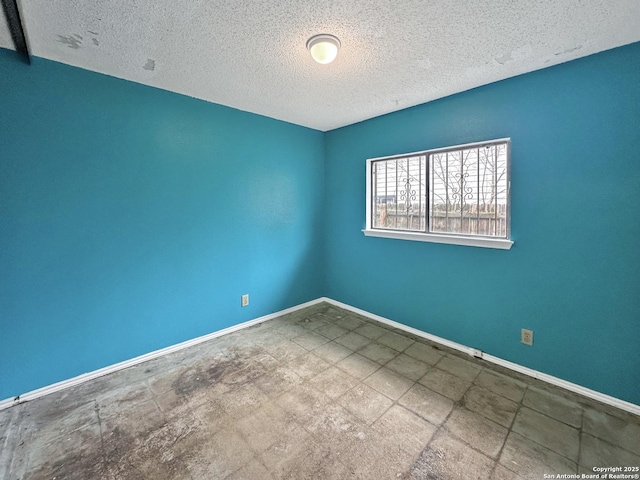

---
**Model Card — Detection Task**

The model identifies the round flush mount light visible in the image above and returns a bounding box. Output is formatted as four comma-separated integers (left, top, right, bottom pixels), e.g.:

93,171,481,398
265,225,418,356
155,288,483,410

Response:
306,34,341,64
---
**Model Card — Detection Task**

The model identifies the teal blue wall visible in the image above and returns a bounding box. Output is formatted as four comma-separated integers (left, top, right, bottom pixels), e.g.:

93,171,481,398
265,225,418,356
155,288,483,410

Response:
324,42,640,405
2,42,639,405
0,49,325,400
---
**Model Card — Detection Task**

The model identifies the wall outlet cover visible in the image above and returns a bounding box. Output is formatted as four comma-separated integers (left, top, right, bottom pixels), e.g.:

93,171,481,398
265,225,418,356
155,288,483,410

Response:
521,328,533,346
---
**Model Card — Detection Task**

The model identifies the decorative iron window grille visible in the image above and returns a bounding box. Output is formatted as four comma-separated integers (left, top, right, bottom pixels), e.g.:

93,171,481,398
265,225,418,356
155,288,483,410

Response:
369,139,510,239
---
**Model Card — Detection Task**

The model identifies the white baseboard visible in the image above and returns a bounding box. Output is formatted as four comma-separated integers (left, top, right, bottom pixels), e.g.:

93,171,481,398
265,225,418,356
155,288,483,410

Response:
2,296,638,417
0,298,324,411
322,297,640,417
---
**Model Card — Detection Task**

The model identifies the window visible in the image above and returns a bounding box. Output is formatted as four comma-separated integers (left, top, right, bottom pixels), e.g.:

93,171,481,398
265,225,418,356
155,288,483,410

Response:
364,139,513,249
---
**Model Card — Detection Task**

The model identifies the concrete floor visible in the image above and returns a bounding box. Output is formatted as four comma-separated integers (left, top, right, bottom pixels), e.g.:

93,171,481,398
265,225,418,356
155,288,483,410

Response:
1,303,639,479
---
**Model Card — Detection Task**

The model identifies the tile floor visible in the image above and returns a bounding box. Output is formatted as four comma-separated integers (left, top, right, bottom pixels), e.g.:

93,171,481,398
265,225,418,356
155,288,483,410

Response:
1,303,639,479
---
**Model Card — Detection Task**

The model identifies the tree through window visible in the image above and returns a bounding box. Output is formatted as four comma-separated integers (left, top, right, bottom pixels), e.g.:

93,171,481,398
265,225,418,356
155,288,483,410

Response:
370,139,510,239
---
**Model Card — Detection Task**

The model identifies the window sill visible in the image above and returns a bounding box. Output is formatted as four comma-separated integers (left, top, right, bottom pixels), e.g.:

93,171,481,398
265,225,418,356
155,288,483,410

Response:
362,229,514,250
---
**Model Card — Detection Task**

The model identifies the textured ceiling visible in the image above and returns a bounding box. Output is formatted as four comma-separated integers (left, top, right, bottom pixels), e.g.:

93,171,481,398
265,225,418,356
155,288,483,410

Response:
2,0,639,131
0,6,12,48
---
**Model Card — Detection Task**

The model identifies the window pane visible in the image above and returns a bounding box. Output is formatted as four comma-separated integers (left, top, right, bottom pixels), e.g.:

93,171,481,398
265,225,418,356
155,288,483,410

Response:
372,156,426,231
429,143,508,237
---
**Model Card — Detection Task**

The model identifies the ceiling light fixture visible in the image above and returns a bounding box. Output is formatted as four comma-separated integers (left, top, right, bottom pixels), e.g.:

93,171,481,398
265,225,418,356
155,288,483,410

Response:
306,34,341,64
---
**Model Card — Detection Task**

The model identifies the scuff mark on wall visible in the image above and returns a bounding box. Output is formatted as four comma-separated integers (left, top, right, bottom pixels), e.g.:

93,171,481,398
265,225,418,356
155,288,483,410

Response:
495,45,533,66
143,59,156,71
86,30,99,46
57,35,82,49
555,45,583,56
495,52,513,65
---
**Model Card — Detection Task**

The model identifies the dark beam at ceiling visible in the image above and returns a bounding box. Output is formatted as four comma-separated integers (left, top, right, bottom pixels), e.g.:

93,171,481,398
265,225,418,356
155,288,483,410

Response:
1,0,30,63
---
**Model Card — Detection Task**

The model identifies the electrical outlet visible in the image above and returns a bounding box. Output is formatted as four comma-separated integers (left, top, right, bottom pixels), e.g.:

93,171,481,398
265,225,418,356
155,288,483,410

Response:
471,348,483,359
241,294,249,307
521,328,533,346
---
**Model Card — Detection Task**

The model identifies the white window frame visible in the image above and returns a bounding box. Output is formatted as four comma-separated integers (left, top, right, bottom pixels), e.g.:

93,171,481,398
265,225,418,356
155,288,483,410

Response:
363,139,514,250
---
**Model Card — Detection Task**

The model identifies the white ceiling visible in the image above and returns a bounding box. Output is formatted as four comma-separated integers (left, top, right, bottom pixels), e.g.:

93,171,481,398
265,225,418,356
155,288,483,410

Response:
0,6,13,48
2,0,639,131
